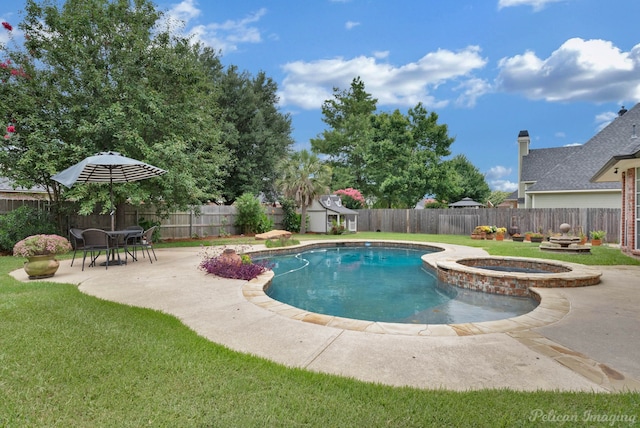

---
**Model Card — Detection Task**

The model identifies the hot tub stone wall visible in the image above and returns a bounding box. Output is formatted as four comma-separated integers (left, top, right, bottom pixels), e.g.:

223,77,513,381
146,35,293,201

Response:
434,257,601,297
457,258,571,273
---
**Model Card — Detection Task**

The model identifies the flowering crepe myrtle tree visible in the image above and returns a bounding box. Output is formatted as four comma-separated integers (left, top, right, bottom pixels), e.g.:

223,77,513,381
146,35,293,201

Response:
334,188,366,209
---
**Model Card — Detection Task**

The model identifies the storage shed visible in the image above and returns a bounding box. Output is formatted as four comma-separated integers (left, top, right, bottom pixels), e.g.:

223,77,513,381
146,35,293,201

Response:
307,195,358,234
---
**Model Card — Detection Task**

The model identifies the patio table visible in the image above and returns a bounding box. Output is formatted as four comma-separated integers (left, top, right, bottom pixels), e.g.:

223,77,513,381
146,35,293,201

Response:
103,229,139,265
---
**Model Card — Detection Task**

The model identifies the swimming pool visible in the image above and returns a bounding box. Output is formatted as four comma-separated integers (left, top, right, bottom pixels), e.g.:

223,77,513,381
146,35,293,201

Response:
263,245,538,324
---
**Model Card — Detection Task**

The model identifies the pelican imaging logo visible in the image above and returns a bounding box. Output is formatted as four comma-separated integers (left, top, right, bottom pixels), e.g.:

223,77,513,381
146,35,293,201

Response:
529,409,637,425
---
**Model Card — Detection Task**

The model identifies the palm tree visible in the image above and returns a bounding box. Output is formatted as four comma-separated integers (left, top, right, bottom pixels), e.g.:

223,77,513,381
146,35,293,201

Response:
277,150,332,234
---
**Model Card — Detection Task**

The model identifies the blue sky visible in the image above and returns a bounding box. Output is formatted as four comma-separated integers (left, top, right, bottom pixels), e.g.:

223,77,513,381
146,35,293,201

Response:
3,0,640,192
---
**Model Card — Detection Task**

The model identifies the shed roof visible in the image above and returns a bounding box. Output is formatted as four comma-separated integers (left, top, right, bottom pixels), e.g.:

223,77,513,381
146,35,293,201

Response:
448,197,484,207
318,195,359,215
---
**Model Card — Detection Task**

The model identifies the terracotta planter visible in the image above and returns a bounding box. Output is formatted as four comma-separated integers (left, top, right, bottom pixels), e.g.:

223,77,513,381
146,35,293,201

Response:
524,233,532,242
496,234,504,241
220,248,242,265
23,254,60,279
485,233,495,240
591,239,602,246
471,233,485,240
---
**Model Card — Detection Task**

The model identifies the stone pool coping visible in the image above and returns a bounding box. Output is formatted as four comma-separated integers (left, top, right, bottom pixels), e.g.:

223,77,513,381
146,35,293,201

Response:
242,239,601,337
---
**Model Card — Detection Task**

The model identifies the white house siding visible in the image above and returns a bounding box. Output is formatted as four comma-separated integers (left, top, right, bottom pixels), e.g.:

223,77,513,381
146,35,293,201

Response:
528,191,621,209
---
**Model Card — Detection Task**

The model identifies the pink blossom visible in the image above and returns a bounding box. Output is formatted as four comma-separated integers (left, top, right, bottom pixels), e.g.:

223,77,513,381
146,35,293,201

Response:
334,188,366,208
13,234,72,258
6,125,15,133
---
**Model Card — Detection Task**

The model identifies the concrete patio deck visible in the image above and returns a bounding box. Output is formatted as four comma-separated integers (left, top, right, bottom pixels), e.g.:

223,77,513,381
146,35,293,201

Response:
11,241,640,392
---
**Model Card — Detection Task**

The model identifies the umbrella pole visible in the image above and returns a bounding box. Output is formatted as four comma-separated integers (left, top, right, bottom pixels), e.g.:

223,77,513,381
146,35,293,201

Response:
110,173,115,231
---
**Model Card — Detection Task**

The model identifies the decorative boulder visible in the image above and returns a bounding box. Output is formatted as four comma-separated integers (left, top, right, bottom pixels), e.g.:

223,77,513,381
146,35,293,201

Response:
255,230,292,240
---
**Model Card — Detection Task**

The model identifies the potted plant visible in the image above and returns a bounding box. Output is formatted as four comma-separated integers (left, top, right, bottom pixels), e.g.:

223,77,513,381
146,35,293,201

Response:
579,231,587,245
524,231,533,242
13,234,72,279
512,233,525,242
471,226,486,239
495,227,507,241
590,230,606,246
530,233,544,243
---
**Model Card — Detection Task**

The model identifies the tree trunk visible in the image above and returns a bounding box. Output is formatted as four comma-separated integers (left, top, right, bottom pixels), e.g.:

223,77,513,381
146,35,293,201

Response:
300,205,307,234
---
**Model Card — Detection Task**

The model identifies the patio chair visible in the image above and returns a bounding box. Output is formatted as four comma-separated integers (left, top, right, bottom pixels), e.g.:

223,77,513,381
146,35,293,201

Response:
69,228,85,267
123,225,144,261
81,228,117,270
130,226,158,263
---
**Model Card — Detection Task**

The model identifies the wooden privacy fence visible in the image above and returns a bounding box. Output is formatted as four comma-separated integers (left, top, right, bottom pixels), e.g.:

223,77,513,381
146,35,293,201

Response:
356,208,621,242
0,200,621,242
65,204,285,239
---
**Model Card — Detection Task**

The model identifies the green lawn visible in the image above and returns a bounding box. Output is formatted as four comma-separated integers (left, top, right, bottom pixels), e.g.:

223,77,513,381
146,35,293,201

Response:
1,233,639,426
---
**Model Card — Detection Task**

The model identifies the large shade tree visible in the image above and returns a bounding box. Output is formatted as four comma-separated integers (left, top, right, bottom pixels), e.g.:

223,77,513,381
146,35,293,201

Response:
365,105,454,207
310,77,376,191
311,78,454,208
436,154,491,204
215,66,294,204
0,0,230,226
277,150,331,234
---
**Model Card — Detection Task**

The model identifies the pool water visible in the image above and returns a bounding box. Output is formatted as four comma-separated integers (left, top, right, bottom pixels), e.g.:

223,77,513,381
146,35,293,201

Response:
264,247,538,324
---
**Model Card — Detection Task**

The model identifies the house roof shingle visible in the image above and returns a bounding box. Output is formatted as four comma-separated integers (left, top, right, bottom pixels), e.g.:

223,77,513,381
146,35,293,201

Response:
525,103,640,192
521,146,579,183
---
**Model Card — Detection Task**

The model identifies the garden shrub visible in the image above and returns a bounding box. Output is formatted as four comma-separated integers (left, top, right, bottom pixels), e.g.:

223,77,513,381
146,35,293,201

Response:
235,193,272,234
280,198,301,233
0,205,58,253
330,219,346,235
139,218,162,242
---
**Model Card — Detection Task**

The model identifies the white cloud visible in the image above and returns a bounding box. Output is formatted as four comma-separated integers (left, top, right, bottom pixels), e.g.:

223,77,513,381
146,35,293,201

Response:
345,21,360,30
279,46,489,110
497,0,564,11
169,0,200,21
489,179,518,192
485,166,517,192
485,165,512,180
496,38,640,103
554,131,566,138
166,1,266,54
0,30,10,46
595,110,618,132
373,51,389,59
454,78,492,107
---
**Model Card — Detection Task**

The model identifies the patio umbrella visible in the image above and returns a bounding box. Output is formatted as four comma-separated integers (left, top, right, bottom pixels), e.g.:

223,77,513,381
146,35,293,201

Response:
52,151,166,230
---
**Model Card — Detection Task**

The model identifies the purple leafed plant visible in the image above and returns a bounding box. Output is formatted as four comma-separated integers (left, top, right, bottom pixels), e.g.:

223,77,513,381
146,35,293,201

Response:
199,256,273,280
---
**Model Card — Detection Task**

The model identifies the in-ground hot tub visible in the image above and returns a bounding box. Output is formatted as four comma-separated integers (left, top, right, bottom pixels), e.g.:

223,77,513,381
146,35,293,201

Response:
433,256,601,297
